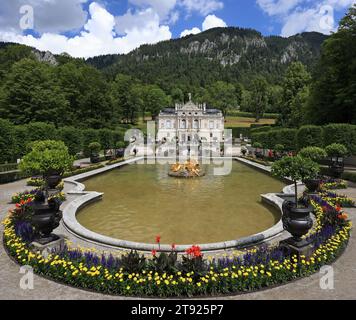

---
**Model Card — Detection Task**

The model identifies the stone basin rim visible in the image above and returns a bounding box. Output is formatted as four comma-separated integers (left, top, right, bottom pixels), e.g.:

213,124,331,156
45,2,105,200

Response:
62,157,288,252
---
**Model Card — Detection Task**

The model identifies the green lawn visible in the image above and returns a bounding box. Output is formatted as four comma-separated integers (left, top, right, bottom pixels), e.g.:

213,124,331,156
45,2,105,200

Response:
225,116,276,128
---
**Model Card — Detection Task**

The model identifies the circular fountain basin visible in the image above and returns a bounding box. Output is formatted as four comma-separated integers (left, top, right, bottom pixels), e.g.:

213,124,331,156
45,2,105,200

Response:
65,160,285,251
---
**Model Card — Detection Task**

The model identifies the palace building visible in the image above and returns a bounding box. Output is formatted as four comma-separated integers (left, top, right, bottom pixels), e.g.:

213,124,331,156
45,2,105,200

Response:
157,95,225,144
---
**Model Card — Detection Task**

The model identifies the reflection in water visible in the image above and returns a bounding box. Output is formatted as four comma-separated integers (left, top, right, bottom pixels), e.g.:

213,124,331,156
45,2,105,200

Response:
77,161,285,245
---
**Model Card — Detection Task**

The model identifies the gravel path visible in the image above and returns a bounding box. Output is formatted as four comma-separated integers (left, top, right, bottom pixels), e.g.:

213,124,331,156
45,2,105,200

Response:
0,179,355,300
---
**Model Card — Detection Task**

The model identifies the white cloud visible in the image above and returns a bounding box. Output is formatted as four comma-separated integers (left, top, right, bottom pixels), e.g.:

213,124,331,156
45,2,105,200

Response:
281,6,332,36
180,14,227,37
127,0,224,21
256,0,303,16
180,27,201,37
0,2,172,58
0,0,88,33
179,0,224,16
115,8,157,35
256,0,356,36
202,14,227,30
168,11,180,24
128,0,177,22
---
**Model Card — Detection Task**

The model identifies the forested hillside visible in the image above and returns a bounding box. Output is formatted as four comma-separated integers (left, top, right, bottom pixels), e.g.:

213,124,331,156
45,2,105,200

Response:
2,21,354,130
88,28,327,91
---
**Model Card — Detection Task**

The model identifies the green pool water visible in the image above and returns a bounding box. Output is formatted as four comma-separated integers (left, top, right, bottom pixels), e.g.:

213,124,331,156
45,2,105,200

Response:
77,161,285,245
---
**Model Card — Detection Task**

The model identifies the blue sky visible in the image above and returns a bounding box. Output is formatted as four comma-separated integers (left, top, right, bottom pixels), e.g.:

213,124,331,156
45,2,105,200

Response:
0,0,354,58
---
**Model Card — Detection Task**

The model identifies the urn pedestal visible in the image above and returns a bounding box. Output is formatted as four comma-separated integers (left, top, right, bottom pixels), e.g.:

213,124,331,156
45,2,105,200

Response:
30,235,65,258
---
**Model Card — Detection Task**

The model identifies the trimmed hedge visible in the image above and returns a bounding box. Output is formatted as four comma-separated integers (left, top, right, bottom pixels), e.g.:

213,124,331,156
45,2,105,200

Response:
58,127,83,156
0,171,27,184
251,132,269,148
342,172,356,183
252,124,355,154
226,127,251,138
252,128,297,151
278,129,298,151
0,163,18,173
250,126,272,134
323,124,356,155
0,119,17,163
0,121,127,164
297,125,324,150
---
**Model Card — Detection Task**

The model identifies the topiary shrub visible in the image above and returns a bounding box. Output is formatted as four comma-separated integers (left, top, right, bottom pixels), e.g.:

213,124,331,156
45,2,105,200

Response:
325,143,348,157
88,142,101,154
252,142,263,149
272,155,320,206
116,141,126,149
19,140,74,178
88,142,102,164
297,125,324,150
274,144,285,153
82,129,99,157
299,147,327,162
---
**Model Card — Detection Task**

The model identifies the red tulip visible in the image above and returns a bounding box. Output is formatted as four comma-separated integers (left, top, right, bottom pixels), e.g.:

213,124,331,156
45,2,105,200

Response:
186,245,202,258
155,235,161,244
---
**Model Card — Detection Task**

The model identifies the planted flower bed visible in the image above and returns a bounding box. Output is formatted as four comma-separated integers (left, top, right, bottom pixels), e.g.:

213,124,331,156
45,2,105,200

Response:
318,191,355,208
2,187,352,297
11,188,66,204
320,178,348,190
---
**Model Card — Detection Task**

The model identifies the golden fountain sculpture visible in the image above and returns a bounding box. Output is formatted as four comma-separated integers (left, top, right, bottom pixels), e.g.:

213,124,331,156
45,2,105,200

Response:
168,160,205,178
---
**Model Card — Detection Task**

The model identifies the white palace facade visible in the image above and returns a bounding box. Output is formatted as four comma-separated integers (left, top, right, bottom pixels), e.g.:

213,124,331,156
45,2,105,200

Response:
157,96,225,144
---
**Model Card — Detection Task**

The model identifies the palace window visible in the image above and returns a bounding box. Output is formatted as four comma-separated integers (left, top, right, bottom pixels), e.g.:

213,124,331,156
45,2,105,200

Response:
193,119,199,129
181,119,187,129
166,120,171,129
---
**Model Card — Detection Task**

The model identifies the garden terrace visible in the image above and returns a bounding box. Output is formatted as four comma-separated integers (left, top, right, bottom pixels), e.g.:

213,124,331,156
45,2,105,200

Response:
1,157,354,298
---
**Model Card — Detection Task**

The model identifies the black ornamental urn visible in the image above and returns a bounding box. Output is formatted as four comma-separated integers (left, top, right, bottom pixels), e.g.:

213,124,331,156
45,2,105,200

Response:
45,171,62,189
282,200,313,245
330,164,344,178
31,191,63,244
303,179,320,193
329,157,344,178
90,153,100,164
